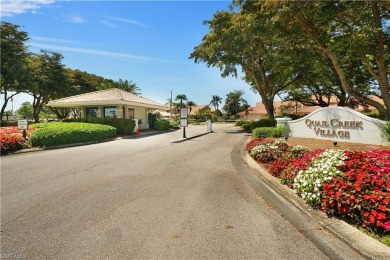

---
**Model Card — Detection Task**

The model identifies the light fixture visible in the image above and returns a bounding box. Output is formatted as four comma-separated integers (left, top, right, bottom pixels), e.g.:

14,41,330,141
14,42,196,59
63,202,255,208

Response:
333,141,337,147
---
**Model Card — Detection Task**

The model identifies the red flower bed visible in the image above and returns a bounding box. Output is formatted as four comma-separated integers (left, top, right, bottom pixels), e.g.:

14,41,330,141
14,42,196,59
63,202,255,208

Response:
270,149,325,187
245,138,274,151
246,137,390,237
321,150,390,234
0,127,34,154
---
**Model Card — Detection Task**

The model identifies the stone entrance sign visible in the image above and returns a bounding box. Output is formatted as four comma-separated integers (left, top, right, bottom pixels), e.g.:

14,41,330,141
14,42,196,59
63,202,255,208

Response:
281,107,388,145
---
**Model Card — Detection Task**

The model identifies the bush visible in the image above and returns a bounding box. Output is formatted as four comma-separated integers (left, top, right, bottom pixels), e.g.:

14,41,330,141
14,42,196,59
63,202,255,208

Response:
252,126,285,138
64,118,135,135
322,150,390,234
380,121,390,143
154,120,170,130
240,119,276,132
0,121,18,127
29,122,116,147
0,126,34,154
293,149,347,208
249,139,289,164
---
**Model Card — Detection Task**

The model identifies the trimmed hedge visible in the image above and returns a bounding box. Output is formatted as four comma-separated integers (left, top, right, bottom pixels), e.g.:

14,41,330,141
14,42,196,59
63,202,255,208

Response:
239,119,276,132
252,126,285,138
29,122,116,147
63,117,136,135
1,121,18,127
154,120,170,130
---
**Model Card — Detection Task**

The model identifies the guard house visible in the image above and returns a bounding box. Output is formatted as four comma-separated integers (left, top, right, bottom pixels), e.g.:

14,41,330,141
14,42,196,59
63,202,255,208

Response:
48,88,167,130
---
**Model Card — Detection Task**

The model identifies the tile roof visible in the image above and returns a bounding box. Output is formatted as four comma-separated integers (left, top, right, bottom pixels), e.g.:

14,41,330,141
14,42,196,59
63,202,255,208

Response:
48,88,166,110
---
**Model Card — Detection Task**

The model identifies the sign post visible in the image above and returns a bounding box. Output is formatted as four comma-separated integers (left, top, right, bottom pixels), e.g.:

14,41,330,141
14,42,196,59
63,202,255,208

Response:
180,107,188,138
17,119,28,139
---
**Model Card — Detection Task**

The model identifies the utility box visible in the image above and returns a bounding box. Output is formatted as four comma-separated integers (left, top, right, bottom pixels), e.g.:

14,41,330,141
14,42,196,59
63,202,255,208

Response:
207,120,212,132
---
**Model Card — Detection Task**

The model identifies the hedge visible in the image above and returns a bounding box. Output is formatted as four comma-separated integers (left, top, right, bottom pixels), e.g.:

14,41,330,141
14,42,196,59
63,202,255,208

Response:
29,122,116,147
63,117,135,135
252,126,285,138
154,120,170,130
238,119,277,132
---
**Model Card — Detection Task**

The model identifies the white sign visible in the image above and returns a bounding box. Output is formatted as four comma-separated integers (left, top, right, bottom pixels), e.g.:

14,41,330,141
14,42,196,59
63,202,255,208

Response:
180,119,188,127
286,107,387,145
17,119,28,130
180,107,188,119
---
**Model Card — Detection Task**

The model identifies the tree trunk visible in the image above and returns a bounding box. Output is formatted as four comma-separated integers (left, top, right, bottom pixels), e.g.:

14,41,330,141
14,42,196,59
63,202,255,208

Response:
320,46,389,117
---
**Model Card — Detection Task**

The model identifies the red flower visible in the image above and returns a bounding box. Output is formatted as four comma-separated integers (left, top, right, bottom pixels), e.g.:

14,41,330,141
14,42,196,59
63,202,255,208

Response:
378,204,387,212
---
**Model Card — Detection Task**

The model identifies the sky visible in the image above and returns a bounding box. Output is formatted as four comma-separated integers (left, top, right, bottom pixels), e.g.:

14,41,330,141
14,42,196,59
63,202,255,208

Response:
1,0,261,112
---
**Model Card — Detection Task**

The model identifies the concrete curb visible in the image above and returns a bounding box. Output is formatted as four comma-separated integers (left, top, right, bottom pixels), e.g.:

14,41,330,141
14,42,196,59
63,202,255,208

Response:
171,131,213,143
240,136,390,259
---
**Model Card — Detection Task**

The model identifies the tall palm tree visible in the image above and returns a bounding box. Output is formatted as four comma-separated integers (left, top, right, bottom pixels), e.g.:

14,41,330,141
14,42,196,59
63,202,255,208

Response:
186,100,196,116
209,95,222,112
116,78,141,95
224,90,247,119
175,94,188,107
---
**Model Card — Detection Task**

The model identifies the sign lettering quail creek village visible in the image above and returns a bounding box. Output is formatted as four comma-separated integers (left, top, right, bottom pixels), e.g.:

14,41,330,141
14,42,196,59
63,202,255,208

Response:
305,119,363,138
282,107,387,145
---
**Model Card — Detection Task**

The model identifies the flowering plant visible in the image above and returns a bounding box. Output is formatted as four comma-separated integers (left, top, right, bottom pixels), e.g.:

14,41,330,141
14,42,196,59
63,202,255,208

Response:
0,127,32,154
322,150,390,234
246,138,273,151
293,149,346,208
250,139,289,164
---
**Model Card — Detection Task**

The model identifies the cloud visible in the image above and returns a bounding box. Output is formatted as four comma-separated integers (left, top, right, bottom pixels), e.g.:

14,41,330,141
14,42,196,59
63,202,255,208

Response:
68,14,86,24
31,36,82,45
1,0,54,17
29,42,174,63
101,15,147,27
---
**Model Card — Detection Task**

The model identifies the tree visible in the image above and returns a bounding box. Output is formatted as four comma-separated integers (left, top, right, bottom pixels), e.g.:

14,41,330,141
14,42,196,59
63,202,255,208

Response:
0,22,30,121
186,100,196,116
116,79,141,95
190,9,297,119
27,50,69,122
175,94,188,107
209,95,222,111
262,0,390,117
98,78,141,95
223,90,247,119
16,101,33,120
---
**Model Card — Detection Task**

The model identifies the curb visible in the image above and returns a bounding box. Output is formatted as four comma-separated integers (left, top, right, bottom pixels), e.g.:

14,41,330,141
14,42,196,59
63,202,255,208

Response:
171,131,213,143
239,136,390,259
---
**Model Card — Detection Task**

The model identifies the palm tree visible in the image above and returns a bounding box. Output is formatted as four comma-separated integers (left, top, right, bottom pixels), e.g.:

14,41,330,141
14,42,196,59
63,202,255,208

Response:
209,95,222,112
186,100,196,116
175,94,188,107
116,78,141,95
224,90,247,119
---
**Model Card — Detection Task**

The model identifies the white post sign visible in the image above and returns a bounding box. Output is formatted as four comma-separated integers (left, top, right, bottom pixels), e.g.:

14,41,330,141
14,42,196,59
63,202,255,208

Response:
17,119,28,130
180,107,188,127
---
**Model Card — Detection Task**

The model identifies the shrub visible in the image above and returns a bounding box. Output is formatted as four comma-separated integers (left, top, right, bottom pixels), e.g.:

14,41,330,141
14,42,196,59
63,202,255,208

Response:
240,119,277,132
246,138,273,151
322,150,390,234
252,126,285,138
250,139,289,164
64,118,135,135
278,149,325,188
154,120,170,130
0,121,18,127
29,122,116,147
293,149,346,208
1,133,27,154
0,126,33,154
380,121,390,143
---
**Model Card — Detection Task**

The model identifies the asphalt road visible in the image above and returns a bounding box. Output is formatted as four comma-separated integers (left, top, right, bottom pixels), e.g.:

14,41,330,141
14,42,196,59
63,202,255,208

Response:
1,124,358,259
